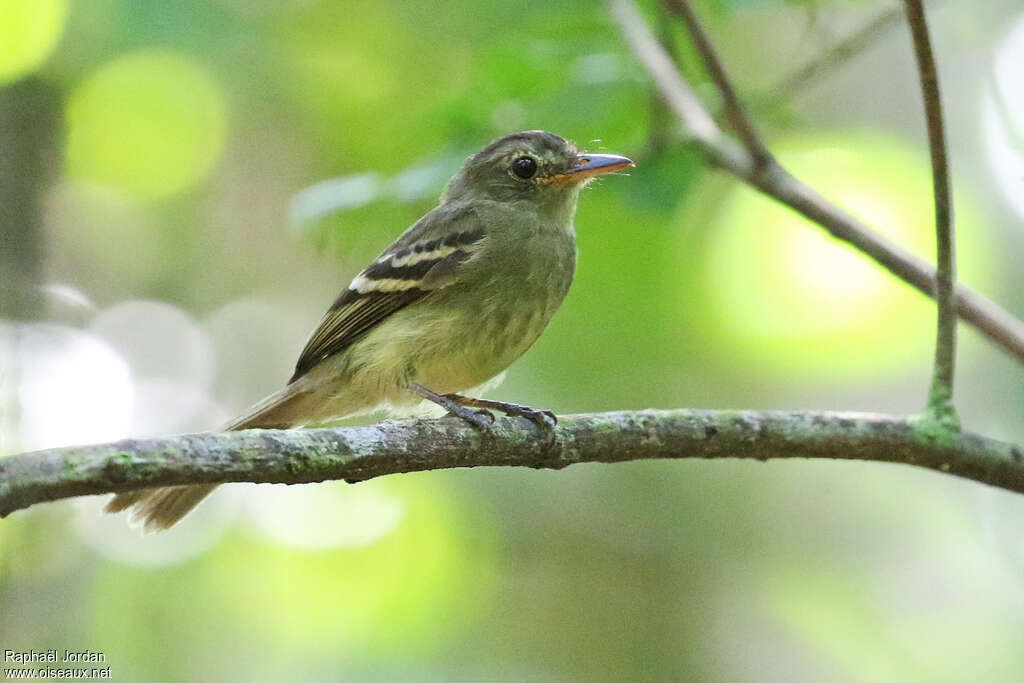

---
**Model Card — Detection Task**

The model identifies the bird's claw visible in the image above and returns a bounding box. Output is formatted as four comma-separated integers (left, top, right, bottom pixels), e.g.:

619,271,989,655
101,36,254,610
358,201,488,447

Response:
435,390,556,432
471,408,497,428
503,405,557,430
528,408,557,429
446,407,495,430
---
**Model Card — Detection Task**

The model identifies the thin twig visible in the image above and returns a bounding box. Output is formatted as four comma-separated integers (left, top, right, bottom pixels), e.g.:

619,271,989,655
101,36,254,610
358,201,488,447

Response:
3,410,1024,518
661,0,772,166
903,0,957,425
607,0,1024,365
609,0,729,154
775,6,904,95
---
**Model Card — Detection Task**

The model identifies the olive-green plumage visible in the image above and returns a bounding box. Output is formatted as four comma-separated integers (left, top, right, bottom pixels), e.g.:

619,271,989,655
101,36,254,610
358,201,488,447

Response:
106,130,633,531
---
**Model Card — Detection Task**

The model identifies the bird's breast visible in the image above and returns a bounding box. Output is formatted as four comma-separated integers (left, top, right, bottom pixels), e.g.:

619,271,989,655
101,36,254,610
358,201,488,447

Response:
407,225,576,393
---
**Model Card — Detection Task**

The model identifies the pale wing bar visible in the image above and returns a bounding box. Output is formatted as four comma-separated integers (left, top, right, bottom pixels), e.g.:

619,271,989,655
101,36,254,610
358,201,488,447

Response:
289,227,486,382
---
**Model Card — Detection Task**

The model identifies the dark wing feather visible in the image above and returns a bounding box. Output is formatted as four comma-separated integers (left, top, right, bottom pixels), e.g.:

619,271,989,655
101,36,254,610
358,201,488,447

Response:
289,204,487,383
289,289,426,382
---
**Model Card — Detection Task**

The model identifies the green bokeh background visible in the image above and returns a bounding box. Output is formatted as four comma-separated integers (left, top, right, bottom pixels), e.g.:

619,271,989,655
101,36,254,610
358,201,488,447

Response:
3,0,1024,681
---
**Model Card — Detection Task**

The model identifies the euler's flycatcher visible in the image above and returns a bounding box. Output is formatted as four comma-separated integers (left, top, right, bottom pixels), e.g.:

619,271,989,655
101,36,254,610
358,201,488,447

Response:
106,130,634,531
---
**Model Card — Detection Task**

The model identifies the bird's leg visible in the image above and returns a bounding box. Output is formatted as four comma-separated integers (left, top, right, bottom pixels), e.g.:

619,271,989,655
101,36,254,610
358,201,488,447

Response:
443,394,557,429
409,383,495,429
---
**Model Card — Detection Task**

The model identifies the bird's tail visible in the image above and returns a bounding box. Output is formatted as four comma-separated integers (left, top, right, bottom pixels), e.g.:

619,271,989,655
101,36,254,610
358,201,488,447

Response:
104,385,305,532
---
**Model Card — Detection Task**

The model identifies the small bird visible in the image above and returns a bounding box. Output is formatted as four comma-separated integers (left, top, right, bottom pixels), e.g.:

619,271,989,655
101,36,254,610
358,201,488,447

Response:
106,130,633,531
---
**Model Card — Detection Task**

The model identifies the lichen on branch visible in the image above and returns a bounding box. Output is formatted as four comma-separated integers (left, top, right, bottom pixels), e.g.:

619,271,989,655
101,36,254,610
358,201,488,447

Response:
3,410,1024,519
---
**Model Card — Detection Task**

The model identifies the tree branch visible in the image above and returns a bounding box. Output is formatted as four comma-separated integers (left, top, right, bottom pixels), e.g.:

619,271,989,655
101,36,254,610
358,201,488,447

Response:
6,411,1024,518
610,0,728,154
2,410,1024,518
607,0,1024,365
903,0,957,426
662,0,772,166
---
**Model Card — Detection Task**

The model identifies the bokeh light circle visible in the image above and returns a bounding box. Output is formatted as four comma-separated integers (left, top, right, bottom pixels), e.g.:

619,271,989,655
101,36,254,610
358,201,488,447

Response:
204,297,310,413
73,483,239,568
224,478,493,653
88,477,496,663
2,322,133,451
0,0,68,84
89,300,223,435
66,51,227,200
90,299,215,390
698,132,992,381
246,481,406,550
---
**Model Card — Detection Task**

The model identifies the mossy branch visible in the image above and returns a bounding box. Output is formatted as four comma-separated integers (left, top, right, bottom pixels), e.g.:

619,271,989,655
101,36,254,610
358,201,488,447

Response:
903,0,958,425
3,410,1024,518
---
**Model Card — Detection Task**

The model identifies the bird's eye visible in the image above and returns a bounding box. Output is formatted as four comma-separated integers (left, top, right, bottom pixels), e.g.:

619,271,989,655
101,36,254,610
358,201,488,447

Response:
511,156,538,179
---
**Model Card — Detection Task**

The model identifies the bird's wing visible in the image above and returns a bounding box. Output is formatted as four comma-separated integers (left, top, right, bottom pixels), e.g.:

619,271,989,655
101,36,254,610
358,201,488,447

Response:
289,205,487,382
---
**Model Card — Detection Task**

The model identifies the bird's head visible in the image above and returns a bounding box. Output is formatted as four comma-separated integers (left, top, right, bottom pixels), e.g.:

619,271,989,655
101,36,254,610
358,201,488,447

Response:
442,130,634,212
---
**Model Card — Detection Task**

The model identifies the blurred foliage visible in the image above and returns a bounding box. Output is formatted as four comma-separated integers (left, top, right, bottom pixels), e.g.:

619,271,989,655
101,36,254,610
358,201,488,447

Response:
3,0,1024,682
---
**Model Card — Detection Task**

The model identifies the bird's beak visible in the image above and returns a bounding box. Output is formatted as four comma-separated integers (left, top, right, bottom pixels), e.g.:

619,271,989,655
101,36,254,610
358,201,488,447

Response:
547,153,635,184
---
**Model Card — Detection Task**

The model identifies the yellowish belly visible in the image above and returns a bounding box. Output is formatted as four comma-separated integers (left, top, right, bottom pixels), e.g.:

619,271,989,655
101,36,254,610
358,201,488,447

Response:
349,305,548,400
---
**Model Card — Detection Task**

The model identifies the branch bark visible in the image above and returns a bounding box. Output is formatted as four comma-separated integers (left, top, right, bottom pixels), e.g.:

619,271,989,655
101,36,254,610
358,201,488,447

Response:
3,410,1023,518
607,0,1024,365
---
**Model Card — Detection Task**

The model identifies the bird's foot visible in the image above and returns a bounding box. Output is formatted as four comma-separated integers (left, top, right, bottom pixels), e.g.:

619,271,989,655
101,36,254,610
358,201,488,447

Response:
409,383,556,432
444,406,496,430
443,395,557,430
409,383,495,431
